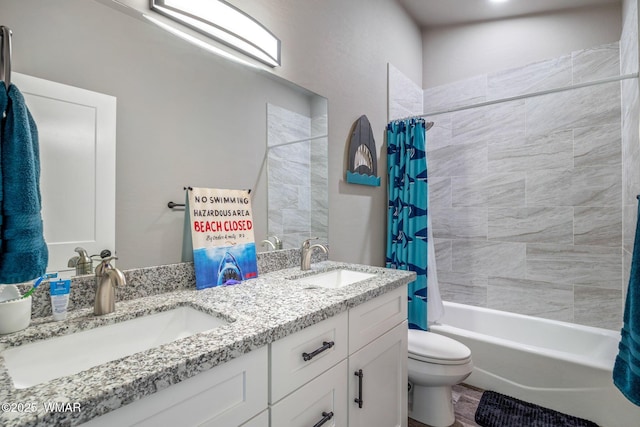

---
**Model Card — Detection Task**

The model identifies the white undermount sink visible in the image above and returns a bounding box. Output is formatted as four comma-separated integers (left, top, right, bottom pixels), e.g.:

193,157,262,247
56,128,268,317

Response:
295,269,376,289
2,306,228,389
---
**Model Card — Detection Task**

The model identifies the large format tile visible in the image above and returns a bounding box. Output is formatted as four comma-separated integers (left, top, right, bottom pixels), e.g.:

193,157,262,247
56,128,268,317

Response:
571,166,621,207
488,207,573,244
525,81,621,137
574,286,623,330
429,177,452,208
438,271,487,306
451,173,525,207
526,169,572,206
488,130,573,173
267,103,311,146
434,238,452,272
487,277,573,322
424,75,487,113
574,206,622,247
451,100,525,145
526,244,622,289
452,240,525,278
487,55,572,100
572,42,620,84
621,0,639,75
622,78,640,205
573,124,621,169
428,140,488,177
432,207,488,239
388,63,423,121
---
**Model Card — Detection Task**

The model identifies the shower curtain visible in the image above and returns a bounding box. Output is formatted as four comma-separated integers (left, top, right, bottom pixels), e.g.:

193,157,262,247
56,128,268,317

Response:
386,118,443,331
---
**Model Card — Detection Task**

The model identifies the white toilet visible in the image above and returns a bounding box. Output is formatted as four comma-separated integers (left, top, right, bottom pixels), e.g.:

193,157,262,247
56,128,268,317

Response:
408,329,473,427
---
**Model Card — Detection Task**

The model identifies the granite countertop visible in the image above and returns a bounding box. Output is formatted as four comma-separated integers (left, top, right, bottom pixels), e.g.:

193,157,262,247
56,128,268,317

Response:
0,261,414,427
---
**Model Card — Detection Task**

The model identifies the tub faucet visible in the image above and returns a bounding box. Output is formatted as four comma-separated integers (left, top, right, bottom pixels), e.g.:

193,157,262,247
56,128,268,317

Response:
94,256,126,315
300,238,328,270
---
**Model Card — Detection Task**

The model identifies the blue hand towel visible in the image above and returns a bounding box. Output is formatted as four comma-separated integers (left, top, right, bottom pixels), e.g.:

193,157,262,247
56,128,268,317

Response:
0,83,48,284
613,200,640,406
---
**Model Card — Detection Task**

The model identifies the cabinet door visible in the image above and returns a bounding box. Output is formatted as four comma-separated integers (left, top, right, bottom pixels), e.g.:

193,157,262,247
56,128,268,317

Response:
349,285,407,354
348,321,408,427
271,359,348,427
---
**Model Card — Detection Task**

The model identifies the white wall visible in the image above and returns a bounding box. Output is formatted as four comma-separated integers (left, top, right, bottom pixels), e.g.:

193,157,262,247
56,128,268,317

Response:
422,4,622,88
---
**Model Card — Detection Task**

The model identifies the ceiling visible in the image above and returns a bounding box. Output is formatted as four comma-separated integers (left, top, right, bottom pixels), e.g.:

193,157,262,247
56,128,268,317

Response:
397,0,622,28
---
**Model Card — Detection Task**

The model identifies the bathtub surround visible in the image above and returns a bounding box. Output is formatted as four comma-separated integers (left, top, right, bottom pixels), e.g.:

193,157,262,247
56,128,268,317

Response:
390,30,640,330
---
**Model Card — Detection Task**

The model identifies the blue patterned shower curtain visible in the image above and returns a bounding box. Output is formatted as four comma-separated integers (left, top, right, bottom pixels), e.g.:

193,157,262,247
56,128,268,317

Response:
386,118,428,331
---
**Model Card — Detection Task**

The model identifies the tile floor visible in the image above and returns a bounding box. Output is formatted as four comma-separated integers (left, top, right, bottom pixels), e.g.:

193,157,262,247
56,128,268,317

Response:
409,383,484,427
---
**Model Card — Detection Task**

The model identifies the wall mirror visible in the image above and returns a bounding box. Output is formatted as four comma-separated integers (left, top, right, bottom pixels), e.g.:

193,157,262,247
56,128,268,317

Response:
0,0,328,274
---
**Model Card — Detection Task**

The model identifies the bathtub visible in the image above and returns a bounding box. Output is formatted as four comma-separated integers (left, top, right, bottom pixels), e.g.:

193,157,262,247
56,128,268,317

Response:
429,301,640,427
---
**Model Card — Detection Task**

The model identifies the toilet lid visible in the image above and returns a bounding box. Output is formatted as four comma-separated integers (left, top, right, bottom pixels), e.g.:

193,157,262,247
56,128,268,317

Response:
408,330,471,365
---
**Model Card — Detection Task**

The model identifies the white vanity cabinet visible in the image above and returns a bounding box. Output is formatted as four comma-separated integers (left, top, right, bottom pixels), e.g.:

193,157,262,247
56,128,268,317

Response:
81,346,268,427
268,284,408,427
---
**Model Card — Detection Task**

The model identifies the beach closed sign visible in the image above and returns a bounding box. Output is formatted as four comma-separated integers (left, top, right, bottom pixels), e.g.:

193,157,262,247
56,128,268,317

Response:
187,187,258,290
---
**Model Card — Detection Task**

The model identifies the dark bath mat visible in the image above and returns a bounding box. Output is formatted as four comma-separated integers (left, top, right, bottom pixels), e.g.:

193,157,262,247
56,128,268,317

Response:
475,390,599,427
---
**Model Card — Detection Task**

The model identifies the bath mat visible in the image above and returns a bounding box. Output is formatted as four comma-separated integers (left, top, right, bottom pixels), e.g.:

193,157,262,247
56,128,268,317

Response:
475,390,599,427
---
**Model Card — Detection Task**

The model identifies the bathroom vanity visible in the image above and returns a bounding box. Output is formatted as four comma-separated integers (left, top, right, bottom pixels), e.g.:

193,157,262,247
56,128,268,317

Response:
0,258,413,427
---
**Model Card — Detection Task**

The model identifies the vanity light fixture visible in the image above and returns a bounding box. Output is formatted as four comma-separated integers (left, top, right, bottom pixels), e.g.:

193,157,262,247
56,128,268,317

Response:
150,0,281,67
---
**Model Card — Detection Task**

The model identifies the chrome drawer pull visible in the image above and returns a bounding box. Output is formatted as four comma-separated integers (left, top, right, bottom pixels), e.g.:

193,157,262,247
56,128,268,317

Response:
312,411,334,427
302,341,335,361
354,369,363,408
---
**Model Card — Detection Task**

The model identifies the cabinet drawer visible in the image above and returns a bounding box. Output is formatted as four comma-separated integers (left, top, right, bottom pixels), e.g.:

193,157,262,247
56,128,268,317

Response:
81,346,268,427
270,310,348,403
349,284,407,354
270,359,348,427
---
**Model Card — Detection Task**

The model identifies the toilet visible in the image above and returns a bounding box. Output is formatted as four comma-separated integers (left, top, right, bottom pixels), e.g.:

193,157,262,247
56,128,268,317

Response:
408,329,473,427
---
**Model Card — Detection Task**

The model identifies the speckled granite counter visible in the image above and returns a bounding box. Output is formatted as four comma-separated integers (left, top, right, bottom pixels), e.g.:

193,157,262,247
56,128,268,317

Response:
0,261,414,427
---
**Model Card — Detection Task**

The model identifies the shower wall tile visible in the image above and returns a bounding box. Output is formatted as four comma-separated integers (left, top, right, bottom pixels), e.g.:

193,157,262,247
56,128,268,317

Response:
451,240,525,278
431,207,488,240
282,208,310,233
488,207,574,244
424,74,487,113
429,177,452,208
572,42,620,84
487,277,574,322
624,204,638,253
428,141,487,177
425,113,453,150
434,239,452,272
438,271,488,306
487,55,572,101
574,207,622,247
621,0,639,75
622,79,640,205
525,81,621,136
451,100,525,144
624,249,632,302
573,124,621,169
451,173,525,207
574,286,623,330
388,63,423,121
488,130,573,173
526,169,572,206
571,166,621,207
526,244,622,289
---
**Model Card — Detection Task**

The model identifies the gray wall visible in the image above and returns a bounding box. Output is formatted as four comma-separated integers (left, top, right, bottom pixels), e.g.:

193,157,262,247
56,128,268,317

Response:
1,0,423,269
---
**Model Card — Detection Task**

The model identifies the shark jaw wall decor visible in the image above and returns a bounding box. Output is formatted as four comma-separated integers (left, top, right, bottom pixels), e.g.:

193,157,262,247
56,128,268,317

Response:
346,115,380,186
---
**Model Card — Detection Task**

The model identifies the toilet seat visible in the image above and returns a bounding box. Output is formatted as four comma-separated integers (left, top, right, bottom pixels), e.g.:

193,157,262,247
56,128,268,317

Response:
408,329,471,365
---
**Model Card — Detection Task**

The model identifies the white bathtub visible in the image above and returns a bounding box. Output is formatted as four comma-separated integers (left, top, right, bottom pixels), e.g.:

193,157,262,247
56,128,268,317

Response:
429,301,640,427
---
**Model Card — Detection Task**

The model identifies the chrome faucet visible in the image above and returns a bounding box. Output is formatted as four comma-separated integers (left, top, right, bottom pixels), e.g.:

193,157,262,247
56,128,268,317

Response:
94,256,126,315
300,238,328,270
